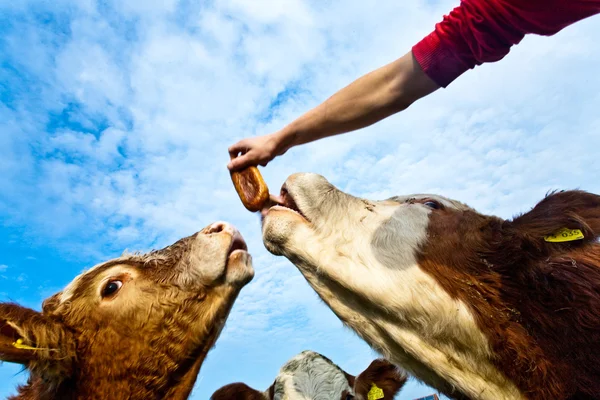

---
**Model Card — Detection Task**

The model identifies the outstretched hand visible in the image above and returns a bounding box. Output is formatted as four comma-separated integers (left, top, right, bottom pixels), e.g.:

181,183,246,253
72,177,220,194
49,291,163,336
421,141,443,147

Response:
227,132,289,171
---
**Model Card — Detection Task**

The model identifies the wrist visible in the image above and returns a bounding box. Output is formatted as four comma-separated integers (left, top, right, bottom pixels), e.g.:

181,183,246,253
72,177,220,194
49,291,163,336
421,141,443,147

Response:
273,126,298,155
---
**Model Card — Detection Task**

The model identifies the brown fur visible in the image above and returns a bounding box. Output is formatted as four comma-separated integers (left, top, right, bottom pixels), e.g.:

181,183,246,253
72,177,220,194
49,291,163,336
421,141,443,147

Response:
354,359,409,399
417,190,600,399
210,382,268,399
0,224,253,400
210,354,408,400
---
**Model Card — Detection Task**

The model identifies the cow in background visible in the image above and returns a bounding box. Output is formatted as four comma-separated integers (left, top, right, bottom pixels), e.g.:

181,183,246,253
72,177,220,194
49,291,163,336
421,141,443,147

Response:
211,350,408,399
262,173,600,400
0,222,253,400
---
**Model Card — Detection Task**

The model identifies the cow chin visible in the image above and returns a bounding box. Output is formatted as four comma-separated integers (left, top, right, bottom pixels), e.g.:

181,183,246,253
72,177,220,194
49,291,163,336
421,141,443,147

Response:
262,207,309,256
225,249,254,287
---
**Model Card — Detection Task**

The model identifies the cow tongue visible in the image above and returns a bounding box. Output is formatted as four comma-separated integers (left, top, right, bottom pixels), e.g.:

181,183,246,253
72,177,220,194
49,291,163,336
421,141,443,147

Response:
260,194,284,218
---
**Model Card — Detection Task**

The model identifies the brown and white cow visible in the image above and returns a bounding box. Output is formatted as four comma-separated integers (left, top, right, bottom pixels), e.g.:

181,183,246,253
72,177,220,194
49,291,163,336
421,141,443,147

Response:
210,350,408,400
262,173,600,400
0,222,254,400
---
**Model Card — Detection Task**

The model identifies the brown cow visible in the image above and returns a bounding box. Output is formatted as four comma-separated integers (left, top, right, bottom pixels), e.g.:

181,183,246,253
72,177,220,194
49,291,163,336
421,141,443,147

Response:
0,222,254,400
210,350,408,399
262,173,600,400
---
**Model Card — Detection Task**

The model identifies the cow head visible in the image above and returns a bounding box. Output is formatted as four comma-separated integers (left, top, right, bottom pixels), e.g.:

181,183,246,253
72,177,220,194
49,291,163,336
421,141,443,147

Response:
262,173,600,399
0,222,254,400
211,350,408,400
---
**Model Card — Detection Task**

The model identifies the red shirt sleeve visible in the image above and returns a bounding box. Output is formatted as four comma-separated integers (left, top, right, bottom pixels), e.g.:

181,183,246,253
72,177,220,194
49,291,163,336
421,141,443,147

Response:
412,0,600,88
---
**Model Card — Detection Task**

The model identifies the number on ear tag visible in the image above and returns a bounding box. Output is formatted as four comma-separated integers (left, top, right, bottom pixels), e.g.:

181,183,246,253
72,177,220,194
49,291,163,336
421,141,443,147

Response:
544,228,584,243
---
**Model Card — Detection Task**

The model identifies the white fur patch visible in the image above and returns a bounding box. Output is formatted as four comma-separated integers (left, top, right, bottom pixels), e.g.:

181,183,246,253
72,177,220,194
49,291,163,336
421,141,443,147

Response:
272,351,352,400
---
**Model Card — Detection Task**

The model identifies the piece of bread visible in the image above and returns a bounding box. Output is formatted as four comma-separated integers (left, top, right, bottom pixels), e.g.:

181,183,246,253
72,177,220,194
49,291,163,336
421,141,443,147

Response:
231,166,269,212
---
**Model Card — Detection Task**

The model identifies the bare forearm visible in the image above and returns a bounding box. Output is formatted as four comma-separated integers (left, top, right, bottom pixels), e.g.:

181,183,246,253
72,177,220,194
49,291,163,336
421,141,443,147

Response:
226,51,440,171
277,51,439,150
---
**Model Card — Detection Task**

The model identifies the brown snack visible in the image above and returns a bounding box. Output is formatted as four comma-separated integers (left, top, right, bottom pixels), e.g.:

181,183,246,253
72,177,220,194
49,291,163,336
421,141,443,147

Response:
230,166,269,212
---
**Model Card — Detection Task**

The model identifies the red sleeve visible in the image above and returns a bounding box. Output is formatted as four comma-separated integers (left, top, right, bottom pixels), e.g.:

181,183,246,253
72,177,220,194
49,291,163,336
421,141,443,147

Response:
412,0,600,88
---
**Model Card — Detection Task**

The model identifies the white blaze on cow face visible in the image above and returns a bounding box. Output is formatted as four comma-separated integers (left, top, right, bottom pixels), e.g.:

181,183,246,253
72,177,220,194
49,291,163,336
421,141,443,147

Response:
262,173,523,400
272,351,353,400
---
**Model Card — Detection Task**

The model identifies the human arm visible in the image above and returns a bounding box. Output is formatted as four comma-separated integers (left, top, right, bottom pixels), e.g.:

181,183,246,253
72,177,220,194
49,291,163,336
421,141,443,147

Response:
228,0,600,171
227,51,439,170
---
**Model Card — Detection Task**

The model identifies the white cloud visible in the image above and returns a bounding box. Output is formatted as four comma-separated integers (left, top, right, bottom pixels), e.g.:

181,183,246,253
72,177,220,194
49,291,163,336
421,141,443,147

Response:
0,265,7,272
0,0,598,399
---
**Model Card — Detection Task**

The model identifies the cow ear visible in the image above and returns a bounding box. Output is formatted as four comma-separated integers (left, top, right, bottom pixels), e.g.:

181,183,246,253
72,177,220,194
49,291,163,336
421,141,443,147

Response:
266,380,275,399
210,382,267,400
508,190,600,251
344,371,355,389
353,359,408,399
0,303,75,377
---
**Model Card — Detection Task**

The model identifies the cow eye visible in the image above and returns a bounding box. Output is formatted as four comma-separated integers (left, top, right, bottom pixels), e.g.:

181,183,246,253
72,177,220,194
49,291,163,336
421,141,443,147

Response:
345,395,354,400
102,280,123,297
423,200,440,209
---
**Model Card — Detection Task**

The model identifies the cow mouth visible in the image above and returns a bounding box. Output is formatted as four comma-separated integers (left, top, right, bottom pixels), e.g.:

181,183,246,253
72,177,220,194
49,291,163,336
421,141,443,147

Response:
264,184,309,221
228,230,248,257
225,229,253,286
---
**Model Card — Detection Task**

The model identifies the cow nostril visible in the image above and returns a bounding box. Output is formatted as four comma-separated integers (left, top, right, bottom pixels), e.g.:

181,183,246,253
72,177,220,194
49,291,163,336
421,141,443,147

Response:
206,222,226,234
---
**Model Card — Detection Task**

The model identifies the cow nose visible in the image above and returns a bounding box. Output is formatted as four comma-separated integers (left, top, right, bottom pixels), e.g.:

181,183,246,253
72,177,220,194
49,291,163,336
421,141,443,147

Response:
203,221,238,236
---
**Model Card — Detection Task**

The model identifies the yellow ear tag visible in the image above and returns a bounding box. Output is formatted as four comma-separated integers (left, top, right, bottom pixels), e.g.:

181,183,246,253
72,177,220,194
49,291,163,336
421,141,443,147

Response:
367,383,385,400
544,228,584,243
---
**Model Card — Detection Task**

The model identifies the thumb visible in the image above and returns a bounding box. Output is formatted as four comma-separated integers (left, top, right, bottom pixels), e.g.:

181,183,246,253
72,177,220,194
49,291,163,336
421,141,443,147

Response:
227,152,253,171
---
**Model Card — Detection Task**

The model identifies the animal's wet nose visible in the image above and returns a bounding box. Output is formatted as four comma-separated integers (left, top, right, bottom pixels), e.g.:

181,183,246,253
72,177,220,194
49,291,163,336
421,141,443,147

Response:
203,221,238,236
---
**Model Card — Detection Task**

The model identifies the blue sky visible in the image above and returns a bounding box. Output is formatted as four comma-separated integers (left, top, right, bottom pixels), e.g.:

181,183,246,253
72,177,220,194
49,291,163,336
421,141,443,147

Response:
1,0,599,399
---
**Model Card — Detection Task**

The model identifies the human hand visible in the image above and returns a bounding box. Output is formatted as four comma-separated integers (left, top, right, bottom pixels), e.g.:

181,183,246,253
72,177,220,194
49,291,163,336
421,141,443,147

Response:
227,132,290,171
